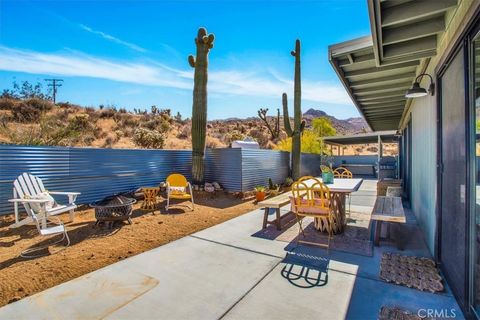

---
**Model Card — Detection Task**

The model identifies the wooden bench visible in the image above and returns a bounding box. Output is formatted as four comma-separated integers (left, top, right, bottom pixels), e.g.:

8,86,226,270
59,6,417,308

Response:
258,192,294,230
371,196,406,249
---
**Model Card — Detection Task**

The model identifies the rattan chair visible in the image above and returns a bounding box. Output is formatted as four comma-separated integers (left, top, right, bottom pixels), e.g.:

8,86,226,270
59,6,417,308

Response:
290,176,333,251
333,167,353,178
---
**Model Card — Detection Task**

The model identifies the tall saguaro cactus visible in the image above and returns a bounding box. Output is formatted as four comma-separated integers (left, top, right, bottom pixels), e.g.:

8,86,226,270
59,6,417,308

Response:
188,27,214,185
282,39,305,180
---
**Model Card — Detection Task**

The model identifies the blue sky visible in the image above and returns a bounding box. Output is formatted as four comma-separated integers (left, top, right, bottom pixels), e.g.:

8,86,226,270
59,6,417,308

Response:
0,0,370,120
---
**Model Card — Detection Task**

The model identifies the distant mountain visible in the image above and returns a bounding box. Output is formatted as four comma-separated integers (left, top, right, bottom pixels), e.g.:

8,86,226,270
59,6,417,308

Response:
302,108,369,135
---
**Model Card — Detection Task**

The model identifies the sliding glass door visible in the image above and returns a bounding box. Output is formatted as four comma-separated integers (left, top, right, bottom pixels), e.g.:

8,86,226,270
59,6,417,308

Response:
440,44,468,306
471,29,480,317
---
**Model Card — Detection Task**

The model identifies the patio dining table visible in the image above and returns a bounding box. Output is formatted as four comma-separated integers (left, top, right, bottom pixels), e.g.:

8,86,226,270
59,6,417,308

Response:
304,177,363,234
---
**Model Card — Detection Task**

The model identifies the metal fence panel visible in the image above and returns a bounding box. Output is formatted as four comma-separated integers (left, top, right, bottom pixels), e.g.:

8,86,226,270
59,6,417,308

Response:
0,145,193,215
240,149,290,191
205,148,242,191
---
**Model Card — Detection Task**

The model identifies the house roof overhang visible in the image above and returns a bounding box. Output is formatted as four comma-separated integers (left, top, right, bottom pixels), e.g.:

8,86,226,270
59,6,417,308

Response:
323,130,397,145
329,0,459,131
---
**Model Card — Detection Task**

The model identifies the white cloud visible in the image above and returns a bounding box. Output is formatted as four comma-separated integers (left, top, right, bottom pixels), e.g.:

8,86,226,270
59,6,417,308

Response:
0,46,351,105
79,24,147,53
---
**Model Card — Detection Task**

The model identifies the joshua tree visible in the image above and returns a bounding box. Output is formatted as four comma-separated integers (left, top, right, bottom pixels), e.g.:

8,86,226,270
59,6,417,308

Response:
188,27,215,185
257,107,280,140
282,39,305,180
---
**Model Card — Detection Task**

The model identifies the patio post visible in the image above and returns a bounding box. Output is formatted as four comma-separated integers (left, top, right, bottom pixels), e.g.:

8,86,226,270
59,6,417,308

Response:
378,135,383,178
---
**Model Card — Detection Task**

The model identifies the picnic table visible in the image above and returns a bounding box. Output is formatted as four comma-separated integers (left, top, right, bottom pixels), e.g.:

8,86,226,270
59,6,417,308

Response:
259,177,363,234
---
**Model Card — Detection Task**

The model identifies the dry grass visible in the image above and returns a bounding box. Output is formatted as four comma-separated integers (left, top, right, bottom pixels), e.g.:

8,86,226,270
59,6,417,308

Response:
0,192,258,307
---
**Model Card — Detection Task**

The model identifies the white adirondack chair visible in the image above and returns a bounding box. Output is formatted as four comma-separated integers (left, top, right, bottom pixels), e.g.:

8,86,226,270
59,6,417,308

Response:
9,173,80,228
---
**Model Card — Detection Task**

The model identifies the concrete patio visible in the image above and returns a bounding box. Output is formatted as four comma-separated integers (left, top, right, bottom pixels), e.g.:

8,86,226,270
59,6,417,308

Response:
0,180,463,319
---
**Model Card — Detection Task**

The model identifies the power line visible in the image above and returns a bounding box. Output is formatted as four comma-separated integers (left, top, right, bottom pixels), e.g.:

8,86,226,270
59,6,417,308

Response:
44,79,63,104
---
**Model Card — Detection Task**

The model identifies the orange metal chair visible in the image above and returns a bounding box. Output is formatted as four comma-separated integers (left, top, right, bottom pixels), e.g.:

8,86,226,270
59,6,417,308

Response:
290,176,333,251
166,173,194,211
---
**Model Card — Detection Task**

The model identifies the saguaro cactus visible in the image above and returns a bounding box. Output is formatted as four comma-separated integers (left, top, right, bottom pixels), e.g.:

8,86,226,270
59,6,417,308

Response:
188,27,214,185
282,39,305,180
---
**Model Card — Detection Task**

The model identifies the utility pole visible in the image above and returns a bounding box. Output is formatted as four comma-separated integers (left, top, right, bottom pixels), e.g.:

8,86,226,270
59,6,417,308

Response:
44,79,63,104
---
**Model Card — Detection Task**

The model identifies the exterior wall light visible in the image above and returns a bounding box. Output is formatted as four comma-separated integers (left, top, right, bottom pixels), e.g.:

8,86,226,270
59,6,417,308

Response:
405,73,435,98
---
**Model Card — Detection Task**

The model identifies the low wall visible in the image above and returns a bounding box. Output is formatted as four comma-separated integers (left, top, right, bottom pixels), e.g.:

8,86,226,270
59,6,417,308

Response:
330,155,378,167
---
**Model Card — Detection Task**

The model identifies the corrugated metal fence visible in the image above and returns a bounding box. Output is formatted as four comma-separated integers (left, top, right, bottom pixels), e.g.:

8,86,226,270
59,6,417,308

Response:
0,145,295,215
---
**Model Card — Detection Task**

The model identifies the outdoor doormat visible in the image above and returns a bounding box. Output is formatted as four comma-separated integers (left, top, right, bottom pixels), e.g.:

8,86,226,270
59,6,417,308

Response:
253,211,373,256
380,252,444,293
379,306,424,320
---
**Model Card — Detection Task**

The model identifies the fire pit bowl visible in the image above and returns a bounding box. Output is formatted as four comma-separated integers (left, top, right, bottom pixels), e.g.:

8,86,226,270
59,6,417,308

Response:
90,195,136,227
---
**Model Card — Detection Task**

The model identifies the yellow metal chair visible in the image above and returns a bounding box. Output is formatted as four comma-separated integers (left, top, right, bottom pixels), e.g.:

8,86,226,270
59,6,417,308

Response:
166,173,194,211
290,176,333,251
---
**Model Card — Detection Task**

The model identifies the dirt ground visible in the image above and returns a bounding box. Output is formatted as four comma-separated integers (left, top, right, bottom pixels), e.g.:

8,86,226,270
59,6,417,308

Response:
0,192,259,307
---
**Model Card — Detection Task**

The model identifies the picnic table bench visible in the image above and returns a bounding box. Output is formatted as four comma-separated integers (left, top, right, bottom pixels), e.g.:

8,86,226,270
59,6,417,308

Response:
371,196,406,249
258,192,294,230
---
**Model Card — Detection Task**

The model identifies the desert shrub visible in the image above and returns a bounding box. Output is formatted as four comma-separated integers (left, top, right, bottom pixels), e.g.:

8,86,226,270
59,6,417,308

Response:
57,102,73,109
11,102,41,122
133,128,165,149
69,114,90,130
119,108,127,113
3,116,82,146
115,130,124,138
84,136,96,145
85,106,95,114
276,130,323,154
249,128,268,147
0,113,11,126
99,108,116,118
142,113,170,133
144,119,158,130
0,98,17,110
177,124,190,139
24,98,53,112
206,137,222,148
103,133,119,148
56,109,70,122
225,131,244,144
122,116,139,128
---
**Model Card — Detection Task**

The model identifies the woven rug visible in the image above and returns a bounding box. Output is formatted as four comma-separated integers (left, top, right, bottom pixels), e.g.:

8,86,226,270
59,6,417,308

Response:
252,209,373,256
380,252,444,293
379,306,423,320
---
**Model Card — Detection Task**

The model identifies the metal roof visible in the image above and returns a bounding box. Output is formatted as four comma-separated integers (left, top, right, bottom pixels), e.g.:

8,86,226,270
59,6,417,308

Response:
329,0,458,131
323,130,397,145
